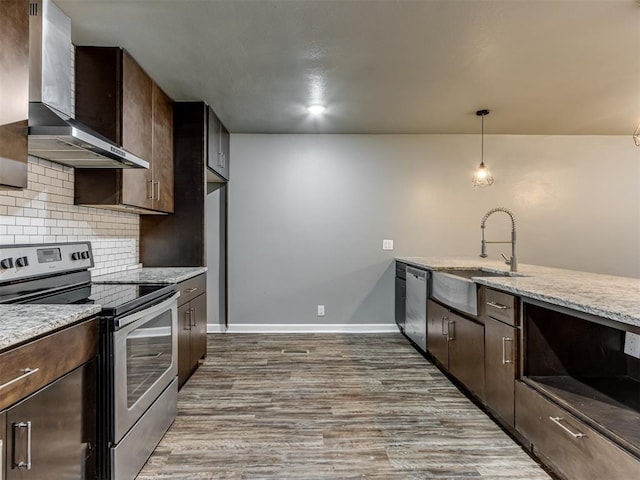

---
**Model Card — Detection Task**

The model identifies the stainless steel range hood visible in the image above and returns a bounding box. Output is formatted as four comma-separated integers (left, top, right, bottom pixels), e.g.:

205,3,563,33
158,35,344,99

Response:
27,0,148,169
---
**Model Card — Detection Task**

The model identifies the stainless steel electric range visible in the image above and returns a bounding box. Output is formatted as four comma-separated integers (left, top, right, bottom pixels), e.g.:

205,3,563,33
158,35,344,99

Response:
0,241,179,480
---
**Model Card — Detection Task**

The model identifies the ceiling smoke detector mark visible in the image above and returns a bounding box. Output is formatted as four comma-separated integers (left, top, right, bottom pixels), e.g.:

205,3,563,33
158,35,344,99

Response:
281,349,310,355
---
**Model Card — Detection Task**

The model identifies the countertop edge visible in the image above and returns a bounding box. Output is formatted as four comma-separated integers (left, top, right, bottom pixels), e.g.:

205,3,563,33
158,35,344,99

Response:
396,257,640,329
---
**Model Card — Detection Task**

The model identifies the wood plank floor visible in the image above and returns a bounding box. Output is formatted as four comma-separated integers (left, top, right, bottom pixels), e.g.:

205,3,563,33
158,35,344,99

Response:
137,333,551,479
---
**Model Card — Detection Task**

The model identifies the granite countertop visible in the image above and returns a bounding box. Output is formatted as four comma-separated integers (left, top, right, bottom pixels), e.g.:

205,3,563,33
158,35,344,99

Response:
93,266,207,284
397,256,640,329
0,304,101,352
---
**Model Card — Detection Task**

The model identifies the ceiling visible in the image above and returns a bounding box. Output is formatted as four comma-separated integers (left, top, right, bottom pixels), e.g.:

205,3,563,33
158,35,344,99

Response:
56,0,640,135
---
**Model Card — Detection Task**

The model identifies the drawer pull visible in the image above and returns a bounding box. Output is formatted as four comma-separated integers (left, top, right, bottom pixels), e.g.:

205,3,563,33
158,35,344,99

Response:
502,337,513,364
184,287,198,294
12,421,32,470
0,368,39,391
549,416,587,439
487,301,509,310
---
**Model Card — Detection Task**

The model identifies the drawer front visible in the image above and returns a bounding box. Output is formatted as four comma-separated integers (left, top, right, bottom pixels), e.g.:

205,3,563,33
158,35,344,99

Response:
0,319,98,411
178,273,206,306
484,288,517,326
515,381,639,480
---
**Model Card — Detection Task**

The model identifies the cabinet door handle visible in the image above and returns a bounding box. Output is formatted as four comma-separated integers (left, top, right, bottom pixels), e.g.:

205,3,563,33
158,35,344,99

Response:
549,416,587,439
0,367,39,391
184,309,192,330
146,179,154,199
1,438,3,480
155,181,161,201
487,301,509,310
218,152,225,169
190,307,197,327
441,316,448,336
12,421,32,470
447,320,455,341
502,337,513,364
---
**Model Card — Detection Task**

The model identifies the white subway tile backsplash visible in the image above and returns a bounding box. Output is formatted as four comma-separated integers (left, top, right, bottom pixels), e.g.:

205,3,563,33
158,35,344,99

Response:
0,157,140,276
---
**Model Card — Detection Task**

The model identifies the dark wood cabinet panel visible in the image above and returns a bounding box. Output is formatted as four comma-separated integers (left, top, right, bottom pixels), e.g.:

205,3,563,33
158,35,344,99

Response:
0,0,29,190
177,302,192,388
151,83,174,213
515,381,640,480
485,317,517,426
0,319,98,411
207,107,229,181
428,299,484,399
189,293,207,369
121,51,152,161
0,410,5,480
177,274,207,389
448,312,485,400
427,300,449,369
140,102,207,266
74,47,173,213
75,46,122,142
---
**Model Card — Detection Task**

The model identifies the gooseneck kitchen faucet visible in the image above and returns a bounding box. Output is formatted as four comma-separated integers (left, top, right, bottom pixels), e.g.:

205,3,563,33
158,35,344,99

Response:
480,207,518,272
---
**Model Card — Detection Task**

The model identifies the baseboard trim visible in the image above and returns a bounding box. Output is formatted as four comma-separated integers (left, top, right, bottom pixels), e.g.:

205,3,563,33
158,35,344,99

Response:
213,323,399,334
207,323,227,334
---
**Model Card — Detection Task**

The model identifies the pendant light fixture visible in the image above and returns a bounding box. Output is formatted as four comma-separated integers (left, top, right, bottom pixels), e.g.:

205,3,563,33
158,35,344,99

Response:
634,123,640,146
472,109,494,187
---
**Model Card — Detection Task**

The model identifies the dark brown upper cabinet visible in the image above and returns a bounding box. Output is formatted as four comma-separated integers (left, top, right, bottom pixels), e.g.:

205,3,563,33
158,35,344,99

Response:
0,0,29,190
74,47,173,213
207,107,229,182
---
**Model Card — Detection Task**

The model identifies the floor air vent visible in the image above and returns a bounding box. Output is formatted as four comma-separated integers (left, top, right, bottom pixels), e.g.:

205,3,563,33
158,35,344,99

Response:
281,349,310,355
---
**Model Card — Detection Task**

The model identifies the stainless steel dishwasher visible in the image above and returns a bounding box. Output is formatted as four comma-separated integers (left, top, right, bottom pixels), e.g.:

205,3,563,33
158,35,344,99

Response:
405,266,428,352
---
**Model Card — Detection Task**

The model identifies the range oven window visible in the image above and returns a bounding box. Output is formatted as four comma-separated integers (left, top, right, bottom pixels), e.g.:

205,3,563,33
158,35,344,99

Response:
126,309,173,408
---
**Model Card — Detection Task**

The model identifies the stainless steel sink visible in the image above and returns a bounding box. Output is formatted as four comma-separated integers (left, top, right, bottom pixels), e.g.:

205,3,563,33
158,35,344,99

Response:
438,269,514,280
431,269,516,316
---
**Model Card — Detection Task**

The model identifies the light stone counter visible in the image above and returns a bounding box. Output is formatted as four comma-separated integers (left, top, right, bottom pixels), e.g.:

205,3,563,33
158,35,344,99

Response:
0,304,101,352
397,256,640,329
93,266,207,284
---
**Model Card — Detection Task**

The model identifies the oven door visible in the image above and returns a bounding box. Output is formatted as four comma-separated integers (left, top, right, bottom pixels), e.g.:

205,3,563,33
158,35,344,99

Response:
112,292,179,443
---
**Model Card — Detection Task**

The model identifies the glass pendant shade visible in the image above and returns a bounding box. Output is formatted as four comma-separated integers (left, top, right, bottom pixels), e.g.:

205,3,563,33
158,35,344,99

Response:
472,161,494,187
634,124,640,146
473,109,494,187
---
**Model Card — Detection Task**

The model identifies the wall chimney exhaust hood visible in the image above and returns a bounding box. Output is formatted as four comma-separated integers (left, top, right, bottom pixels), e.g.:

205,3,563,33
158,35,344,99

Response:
27,0,148,169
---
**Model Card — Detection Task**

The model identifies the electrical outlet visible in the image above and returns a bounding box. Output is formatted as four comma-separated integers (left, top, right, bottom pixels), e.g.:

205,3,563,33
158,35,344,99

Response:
624,331,640,359
383,239,394,250
317,305,325,317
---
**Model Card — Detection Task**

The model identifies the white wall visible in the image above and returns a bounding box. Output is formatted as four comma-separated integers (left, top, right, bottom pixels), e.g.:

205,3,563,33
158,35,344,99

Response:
226,134,640,328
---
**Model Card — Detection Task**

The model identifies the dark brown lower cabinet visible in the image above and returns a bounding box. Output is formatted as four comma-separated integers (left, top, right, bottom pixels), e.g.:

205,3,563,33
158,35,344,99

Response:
427,300,450,369
427,299,485,400
0,410,5,479
485,317,517,426
448,312,485,400
177,274,207,388
515,381,639,480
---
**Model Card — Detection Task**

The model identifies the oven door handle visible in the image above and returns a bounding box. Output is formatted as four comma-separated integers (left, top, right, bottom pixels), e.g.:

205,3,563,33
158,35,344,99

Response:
115,292,181,329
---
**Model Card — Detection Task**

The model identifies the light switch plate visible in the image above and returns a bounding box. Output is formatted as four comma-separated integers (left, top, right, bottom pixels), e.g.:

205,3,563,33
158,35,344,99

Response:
624,331,640,359
317,305,325,317
383,239,394,250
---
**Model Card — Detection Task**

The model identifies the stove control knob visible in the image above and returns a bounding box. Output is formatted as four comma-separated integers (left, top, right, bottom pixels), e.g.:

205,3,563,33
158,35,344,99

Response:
71,252,80,260
0,257,14,269
15,256,29,267
81,251,90,260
